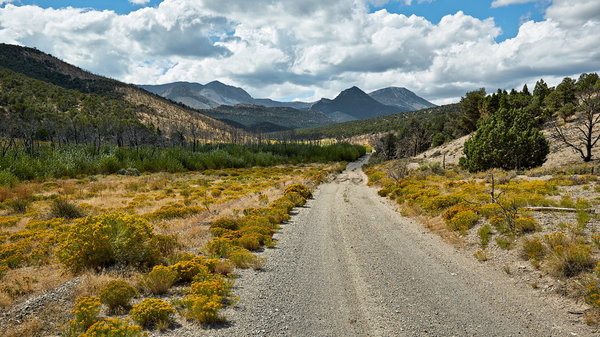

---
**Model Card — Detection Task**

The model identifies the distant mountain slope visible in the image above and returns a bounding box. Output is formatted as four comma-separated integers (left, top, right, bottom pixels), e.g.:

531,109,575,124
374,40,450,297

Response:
311,86,406,122
140,81,313,110
202,104,334,133
161,84,220,109
369,87,436,110
288,104,460,139
0,43,243,143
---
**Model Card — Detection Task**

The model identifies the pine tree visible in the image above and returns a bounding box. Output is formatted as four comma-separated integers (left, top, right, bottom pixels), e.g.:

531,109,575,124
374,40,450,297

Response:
460,108,549,172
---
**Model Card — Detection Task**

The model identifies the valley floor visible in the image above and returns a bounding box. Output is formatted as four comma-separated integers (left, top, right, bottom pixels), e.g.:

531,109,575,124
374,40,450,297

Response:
196,155,597,337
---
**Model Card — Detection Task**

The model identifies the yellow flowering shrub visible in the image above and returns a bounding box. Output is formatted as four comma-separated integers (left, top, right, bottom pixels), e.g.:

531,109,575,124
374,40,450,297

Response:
68,296,101,334
284,192,307,207
446,210,479,233
205,238,236,258
138,265,177,295
270,197,296,213
130,298,174,329
145,204,203,220
169,260,210,283
99,280,138,311
284,184,312,199
81,318,146,337
57,213,166,272
0,215,20,228
190,277,231,298
514,217,538,234
547,244,596,277
25,218,65,230
179,294,224,324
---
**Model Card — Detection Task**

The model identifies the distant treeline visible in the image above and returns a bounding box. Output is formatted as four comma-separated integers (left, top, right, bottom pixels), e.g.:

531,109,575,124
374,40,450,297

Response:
0,143,366,185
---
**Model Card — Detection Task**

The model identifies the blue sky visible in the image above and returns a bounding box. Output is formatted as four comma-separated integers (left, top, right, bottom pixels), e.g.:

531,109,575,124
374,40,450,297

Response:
0,0,598,103
5,0,549,41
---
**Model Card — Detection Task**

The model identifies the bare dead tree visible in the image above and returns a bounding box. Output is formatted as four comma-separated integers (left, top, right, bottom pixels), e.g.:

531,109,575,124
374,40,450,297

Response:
553,74,600,162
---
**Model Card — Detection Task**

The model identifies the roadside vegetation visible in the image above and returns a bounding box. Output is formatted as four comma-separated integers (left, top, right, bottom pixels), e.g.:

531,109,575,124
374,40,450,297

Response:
0,141,363,336
366,161,600,323
366,72,600,324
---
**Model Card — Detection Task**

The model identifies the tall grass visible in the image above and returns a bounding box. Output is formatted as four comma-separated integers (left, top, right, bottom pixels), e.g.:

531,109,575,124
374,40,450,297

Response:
0,143,365,183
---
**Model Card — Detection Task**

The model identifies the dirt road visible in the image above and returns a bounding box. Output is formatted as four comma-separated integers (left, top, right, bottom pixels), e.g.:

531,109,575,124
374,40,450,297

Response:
201,155,594,337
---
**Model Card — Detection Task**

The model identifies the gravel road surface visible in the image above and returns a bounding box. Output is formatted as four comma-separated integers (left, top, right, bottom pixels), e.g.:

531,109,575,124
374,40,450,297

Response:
187,155,595,337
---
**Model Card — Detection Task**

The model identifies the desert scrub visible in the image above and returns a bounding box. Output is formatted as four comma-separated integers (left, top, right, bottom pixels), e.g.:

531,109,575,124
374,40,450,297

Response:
205,238,236,258
284,184,312,199
145,204,203,221
138,265,178,295
66,296,102,335
473,250,488,261
169,260,210,283
0,215,20,228
514,217,539,234
228,247,265,269
446,210,479,233
57,212,171,272
478,225,493,248
130,298,174,329
99,280,137,312
178,294,224,324
50,198,85,219
547,244,596,277
521,237,546,262
190,277,232,298
81,318,146,337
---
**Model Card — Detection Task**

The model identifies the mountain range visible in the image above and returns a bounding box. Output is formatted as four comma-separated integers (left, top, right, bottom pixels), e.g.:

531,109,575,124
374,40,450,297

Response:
140,81,435,131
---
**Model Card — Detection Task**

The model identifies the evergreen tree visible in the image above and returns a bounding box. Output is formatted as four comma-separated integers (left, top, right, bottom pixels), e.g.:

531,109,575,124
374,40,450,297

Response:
460,108,549,172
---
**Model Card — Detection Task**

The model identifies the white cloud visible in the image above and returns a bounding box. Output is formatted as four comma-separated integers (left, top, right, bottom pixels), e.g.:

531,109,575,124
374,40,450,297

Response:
0,0,598,104
129,0,151,5
491,0,543,8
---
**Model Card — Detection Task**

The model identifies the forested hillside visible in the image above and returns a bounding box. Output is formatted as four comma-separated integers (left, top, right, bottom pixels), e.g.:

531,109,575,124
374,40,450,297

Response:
0,43,245,145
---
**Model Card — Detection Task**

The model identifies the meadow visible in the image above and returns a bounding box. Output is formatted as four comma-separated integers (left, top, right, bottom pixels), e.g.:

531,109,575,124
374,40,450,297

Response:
0,143,362,336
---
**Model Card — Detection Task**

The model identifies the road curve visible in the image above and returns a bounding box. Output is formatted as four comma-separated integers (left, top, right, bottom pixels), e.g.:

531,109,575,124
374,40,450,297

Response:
198,154,594,337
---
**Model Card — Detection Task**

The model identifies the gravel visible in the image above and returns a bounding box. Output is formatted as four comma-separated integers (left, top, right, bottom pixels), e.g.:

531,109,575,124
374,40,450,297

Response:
162,155,597,337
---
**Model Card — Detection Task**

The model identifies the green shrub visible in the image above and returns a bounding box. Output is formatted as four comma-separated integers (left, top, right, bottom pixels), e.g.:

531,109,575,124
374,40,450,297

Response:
515,217,538,234
81,318,145,337
7,198,29,214
99,280,137,312
50,198,85,219
0,170,19,187
57,213,166,272
228,248,264,270
496,235,515,250
547,244,596,278
478,225,493,248
130,298,174,329
460,108,549,172
210,218,239,231
139,265,178,295
521,237,546,261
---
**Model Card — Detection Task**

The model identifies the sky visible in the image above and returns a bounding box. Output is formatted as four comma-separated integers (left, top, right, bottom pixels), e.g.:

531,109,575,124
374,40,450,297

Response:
0,0,599,104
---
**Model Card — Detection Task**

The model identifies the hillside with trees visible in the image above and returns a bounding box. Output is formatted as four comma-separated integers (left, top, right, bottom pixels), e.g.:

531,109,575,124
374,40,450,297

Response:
0,43,246,145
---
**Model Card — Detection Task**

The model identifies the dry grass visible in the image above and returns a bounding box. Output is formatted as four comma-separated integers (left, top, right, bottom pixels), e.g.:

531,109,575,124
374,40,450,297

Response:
0,265,70,307
421,215,465,247
3,317,44,337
